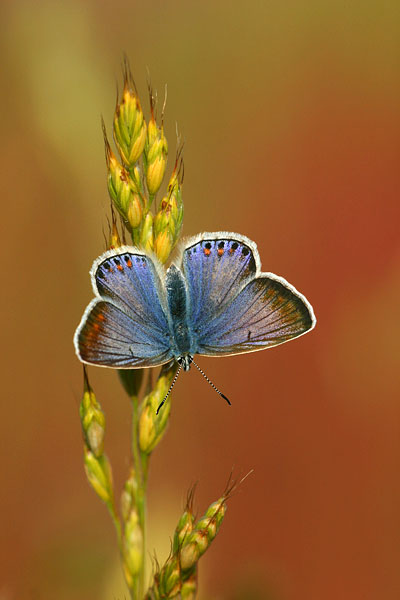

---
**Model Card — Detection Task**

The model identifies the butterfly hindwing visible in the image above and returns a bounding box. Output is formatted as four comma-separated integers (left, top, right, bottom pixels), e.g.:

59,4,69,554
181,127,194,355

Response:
196,274,315,355
75,300,172,367
74,247,173,368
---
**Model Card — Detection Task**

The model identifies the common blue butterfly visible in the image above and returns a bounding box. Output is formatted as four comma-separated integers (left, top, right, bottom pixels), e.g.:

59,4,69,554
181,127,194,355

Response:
74,232,316,380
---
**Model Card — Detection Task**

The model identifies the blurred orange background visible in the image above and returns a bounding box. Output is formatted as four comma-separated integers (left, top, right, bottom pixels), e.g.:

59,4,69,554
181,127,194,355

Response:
1,1,399,599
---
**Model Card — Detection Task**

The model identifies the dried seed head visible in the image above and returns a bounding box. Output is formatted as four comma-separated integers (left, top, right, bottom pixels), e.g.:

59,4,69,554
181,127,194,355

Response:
179,496,228,571
173,484,196,553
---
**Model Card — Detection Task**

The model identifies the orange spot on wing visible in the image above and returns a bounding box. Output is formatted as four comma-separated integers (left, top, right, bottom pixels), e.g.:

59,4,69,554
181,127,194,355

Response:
117,264,123,271
97,313,105,321
126,259,132,267
217,248,224,256
204,248,211,256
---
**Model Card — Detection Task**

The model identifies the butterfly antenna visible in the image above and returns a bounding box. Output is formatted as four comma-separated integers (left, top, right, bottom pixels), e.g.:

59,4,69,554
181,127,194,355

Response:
156,364,182,414
191,360,231,407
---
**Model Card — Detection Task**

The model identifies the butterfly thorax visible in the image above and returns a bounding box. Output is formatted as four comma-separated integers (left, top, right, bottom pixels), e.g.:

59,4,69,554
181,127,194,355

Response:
165,265,196,364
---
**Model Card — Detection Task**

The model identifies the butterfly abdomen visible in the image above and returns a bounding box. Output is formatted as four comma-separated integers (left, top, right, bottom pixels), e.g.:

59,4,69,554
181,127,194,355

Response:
165,265,195,358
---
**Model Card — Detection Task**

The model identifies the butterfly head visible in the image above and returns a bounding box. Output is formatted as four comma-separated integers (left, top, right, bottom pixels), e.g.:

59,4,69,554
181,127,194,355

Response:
177,354,193,371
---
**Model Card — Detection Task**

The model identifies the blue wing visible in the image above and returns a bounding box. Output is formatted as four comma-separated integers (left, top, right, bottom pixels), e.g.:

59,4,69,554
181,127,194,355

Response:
178,233,315,356
74,247,173,368
178,232,257,327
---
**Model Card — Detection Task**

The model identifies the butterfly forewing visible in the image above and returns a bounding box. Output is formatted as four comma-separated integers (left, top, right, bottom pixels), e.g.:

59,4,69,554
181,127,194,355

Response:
180,234,258,327
74,248,173,368
93,251,168,333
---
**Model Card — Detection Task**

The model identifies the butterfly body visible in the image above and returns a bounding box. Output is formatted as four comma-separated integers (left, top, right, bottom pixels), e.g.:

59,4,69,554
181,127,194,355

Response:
74,232,316,370
165,264,195,363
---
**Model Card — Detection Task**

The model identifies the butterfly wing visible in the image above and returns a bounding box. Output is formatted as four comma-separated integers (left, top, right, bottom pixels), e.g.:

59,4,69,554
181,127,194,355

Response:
74,247,173,368
178,232,315,356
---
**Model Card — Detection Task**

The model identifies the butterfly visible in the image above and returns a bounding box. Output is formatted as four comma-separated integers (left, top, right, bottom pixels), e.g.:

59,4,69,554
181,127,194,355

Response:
74,232,316,404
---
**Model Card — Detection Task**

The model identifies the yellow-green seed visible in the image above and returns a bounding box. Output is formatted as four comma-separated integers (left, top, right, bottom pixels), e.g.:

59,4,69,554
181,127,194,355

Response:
138,365,177,454
181,574,197,600
138,404,157,452
84,449,113,504
154,230,174,264
159,557,181,596
123,509,144,578
180,542,199,571
121,468,139,522
173,510,195,553
139,212,154,252
79,374,105,457
127,194,143,229
147,154,167,196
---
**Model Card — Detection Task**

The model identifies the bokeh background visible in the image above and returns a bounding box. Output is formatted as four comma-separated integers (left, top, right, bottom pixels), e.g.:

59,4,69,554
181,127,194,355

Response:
1,1,399,599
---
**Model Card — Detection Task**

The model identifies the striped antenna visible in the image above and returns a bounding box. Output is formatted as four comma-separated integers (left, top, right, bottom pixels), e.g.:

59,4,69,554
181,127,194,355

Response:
191,359,231,407
156,364,182,414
